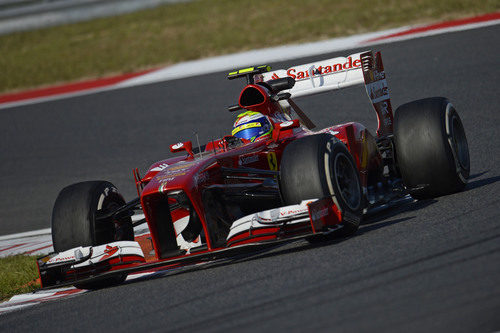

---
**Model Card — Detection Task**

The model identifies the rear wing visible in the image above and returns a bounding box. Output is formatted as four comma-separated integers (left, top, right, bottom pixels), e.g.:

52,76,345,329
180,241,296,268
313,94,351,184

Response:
260,52,365,98
258,50,394,136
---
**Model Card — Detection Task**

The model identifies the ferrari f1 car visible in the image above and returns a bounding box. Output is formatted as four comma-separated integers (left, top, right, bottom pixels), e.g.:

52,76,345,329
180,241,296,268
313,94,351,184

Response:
37,50,470,289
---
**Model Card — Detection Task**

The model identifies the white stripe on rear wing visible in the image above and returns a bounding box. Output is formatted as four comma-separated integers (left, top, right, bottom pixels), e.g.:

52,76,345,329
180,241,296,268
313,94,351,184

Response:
260,52,366,98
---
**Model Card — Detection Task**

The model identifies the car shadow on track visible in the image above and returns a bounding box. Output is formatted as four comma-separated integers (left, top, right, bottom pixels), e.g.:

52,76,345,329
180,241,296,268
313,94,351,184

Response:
120,214,418,288
93,177,495,291
357,216,414,235
166,215,415,273
464,175,500,192
468,171,489,179
363,197,437,225
117,194,446,288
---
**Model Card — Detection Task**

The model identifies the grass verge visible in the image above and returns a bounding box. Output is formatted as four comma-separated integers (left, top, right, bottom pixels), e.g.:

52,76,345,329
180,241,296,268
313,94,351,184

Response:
0,255,40,302
0,0,498,93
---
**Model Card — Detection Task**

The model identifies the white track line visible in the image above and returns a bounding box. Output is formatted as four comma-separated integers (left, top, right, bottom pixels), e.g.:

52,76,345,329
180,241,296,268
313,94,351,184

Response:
0,261,206,314
0,228,51,241
117,27,408,88
0,214,147,257
119,17,500,87
2,16,498,111
2,17,498,111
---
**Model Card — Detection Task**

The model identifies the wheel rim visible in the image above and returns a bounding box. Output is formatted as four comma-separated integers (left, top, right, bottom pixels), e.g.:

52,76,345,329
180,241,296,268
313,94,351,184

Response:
95,194,130,243
450,114,470,171
333,153,361,211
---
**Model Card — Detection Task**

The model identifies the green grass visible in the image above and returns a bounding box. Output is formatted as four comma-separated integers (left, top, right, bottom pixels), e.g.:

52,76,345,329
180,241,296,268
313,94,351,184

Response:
0,0,498,93
0,255,40,301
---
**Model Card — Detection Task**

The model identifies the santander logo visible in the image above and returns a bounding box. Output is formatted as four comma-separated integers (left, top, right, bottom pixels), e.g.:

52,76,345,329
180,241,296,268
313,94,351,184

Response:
271,56,362,81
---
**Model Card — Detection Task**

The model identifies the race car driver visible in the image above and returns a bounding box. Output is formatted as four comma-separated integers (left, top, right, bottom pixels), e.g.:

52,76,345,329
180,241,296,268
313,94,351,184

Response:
231,111,273,142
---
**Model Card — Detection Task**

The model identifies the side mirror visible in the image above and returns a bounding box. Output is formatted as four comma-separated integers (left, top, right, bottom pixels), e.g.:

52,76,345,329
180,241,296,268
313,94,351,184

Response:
278,119,300,130
272,119,300,141
267,77,295,92
170,141,194,157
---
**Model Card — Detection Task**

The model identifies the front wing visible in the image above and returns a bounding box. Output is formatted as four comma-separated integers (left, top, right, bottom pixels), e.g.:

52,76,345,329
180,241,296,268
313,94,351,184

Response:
37,197,345,289
226,197,343,246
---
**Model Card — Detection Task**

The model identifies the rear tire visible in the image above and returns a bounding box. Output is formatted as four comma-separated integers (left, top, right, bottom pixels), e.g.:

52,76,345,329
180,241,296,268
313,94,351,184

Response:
279,134,362,238
51,181,134,289
394,97,470,199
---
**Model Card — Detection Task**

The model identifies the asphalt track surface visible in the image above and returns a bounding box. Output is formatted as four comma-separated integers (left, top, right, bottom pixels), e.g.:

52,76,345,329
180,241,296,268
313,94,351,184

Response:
1,25,499,331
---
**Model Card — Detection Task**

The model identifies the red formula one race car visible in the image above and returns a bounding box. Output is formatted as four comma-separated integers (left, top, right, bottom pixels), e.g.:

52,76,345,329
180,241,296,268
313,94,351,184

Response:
37,50,470,289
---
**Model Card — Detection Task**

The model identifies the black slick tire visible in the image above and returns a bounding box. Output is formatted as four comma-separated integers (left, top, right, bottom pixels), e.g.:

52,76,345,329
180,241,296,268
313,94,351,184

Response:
279,133,362,238
51,181,134,289
394,97,470,199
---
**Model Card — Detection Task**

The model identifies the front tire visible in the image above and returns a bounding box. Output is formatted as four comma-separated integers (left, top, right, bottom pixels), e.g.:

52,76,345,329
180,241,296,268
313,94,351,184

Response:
51,181,134,289
394,97,470,199
279,134,363,237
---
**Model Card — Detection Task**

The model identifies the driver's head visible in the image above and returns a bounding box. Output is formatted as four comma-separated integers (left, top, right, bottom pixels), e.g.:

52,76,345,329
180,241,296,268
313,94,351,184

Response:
232,111,273,142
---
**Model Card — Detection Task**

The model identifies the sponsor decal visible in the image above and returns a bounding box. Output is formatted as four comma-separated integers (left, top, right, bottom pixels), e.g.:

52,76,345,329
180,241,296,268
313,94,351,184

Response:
326,141,332,153
238,155,259,166
158,176,175,183
164,170,187,177
167,164,190,171
375,101,392,128
47,256,75,264
367,66,385,82
361,51,394,136
367,80,389,103
308,197,340,231
102,186,117,197
277,57,361,81
154,161,198,178
99,245,119,262
280,208,307,216
267,152,278,171
163,161,197,173
150,163,169,172
167,171,187,177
